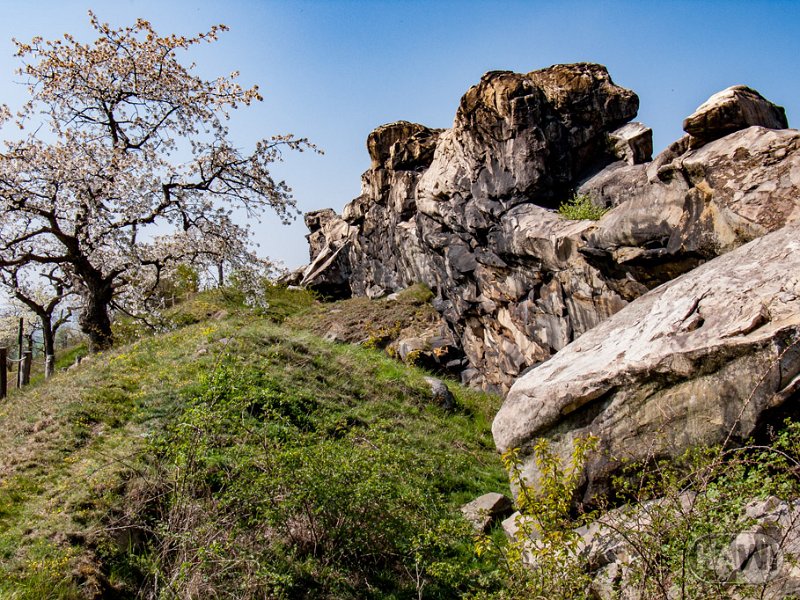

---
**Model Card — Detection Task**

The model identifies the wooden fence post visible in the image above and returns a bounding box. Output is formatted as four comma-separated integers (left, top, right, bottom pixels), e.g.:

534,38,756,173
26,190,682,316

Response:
16,318,23,389
45,355,55,379
20,351,32,387
0,348,7,399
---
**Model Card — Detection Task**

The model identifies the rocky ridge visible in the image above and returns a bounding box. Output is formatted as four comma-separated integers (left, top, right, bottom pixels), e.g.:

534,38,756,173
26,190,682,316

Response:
294,64,797,396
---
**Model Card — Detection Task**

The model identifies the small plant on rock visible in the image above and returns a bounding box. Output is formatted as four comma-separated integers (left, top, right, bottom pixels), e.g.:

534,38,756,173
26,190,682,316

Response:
557,193,609,220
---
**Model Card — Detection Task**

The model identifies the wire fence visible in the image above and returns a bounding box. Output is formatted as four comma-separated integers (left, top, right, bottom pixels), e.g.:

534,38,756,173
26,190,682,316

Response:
1,347,56,399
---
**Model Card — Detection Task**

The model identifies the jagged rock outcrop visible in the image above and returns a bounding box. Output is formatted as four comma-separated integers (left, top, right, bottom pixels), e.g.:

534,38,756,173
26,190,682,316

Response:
579,126,800,294
493,223,800,501
298,63,796,393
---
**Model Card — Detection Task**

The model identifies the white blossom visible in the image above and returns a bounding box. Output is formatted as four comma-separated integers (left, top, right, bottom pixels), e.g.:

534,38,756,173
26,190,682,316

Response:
0,14,315,350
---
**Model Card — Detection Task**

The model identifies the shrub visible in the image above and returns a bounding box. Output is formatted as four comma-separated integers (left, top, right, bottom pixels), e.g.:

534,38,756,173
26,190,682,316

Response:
488,423,800,600
474,437,598,599
557,193,609,220
396,283,435,305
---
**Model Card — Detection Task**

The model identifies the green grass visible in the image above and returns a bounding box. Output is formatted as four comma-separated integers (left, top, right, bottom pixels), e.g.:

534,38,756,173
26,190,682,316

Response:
0,289,507,599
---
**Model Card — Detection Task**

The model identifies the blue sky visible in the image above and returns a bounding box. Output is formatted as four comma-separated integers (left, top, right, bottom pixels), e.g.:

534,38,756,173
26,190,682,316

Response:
1,0,798,268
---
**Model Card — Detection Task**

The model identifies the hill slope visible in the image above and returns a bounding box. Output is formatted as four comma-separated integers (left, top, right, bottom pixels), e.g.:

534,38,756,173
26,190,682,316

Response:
0,289,506,599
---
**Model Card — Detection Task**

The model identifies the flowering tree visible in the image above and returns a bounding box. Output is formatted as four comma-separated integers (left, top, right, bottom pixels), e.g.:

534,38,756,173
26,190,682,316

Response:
0,13,313,351
0,263,74,359
0,299,37,356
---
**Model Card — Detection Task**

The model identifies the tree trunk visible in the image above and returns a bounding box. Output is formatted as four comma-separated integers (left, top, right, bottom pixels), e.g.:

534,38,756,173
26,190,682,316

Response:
39,313,55,360
79,278,115,352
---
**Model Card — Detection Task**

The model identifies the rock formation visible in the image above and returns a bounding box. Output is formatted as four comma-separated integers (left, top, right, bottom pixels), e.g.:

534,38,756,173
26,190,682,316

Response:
296,63,796,396
494,222,800,500
683,85,788,146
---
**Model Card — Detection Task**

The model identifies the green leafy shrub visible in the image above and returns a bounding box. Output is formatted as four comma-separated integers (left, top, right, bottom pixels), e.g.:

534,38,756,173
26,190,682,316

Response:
474,437,598,599
601,428,800,599
557,193,609,220
396,283,435,305
485,423,800,600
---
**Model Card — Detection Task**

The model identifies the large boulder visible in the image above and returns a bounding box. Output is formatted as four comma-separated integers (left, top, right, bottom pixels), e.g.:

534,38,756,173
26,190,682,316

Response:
683,85,788,145
493,223,800,501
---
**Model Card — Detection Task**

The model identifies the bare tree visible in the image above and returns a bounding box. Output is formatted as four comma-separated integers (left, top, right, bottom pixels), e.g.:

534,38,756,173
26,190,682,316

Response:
0,13,314,351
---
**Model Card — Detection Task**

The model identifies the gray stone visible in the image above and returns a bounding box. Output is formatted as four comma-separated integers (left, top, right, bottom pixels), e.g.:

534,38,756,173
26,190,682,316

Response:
608,122,653,165
397,337,427,361
304,208,340,262
366,121,443,171
322,325,347,343
683,85,788,144
460,492,514,533
493,223,800,501
423,376,455,411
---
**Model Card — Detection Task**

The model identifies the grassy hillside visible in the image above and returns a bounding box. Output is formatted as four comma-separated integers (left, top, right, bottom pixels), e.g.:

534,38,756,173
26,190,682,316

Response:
0,288,508,599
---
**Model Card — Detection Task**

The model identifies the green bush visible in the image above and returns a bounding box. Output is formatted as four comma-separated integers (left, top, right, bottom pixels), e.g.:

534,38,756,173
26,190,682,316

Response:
488,422,800,600
396,283,435,305
474,437,598,599
557,193,609,220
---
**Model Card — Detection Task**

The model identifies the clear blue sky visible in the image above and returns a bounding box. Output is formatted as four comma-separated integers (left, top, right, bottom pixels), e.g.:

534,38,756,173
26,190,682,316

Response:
1,0,798,269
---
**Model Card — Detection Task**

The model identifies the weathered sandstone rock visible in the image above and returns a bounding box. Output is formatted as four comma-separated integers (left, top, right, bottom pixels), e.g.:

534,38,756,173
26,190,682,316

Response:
683,85,788,144
367,121,443,171
580,126,800,293
493,223,800,500
461,492,514,533
608,122,653,165
298,66,797,393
